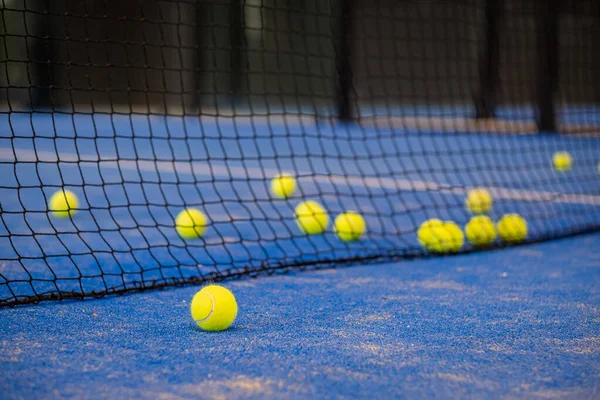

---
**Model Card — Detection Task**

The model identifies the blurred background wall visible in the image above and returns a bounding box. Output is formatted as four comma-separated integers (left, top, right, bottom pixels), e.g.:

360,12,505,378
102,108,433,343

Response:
0,0,598,115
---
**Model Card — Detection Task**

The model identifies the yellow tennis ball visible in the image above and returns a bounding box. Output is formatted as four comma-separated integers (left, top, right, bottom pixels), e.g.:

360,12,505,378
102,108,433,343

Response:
427,225,454,253
417,218,444,250
441,221,464,253
190,285,238,332
270,173,297,199
176,208,207,239
553,151,572,172
295,200,329,235
465,215,497,246
497,213,528,243
465,188,493,214
49,189,79,218
417,219,463,253
334,211,366,242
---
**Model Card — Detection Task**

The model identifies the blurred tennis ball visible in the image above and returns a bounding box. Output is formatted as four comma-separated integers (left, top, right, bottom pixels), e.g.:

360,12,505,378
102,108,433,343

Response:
417,219,463,253
553,151,573,172
465,188,493,214
427,225,453,253
49,189,79,218
270,173,297,199
334,211,366,242
497,213,528,243
441,221,464,253
417,218,444,250
295,200,329,235
190,285,238,332
465,215,497,246
176,208,207,239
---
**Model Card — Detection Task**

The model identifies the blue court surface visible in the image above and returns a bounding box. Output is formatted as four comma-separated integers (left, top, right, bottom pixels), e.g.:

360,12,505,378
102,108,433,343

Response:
1,111,600,398
1,231,599,399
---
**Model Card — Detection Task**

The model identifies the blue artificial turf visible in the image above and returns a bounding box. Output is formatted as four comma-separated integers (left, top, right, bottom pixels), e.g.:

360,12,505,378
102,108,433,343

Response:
1,231,599,399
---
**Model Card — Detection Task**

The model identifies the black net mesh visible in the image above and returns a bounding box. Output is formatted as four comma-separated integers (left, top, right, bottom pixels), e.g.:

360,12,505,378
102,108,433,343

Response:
1,0,599,306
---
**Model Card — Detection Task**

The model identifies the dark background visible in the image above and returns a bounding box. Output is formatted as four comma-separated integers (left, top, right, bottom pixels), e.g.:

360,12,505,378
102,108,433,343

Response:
1,0,599,115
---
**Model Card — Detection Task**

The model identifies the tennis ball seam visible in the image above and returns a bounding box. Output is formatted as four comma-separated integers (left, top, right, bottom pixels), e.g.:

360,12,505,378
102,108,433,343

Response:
194,291,215,323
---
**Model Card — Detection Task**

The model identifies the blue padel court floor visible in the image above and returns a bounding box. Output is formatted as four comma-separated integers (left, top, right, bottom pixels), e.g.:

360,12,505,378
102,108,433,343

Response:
1,231,599,399
1,111,600,398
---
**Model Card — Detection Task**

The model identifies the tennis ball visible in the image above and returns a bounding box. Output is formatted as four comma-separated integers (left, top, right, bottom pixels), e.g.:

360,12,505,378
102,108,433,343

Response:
49,189,79,218
190,285,238,332
441,221,464,253
553,151,572,172
426,225,451,253
295,200,329,235
417,219,463,253
465,188,493,214
176,208,207,239
465,215,497,246
497,213,528,243
270,173,297,199
417,218,444,250
334,211,366,242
